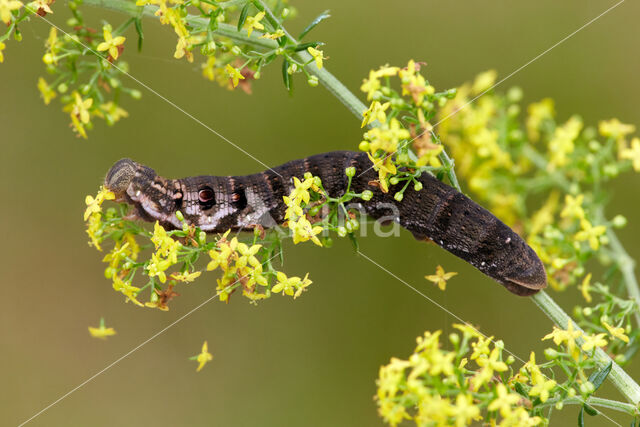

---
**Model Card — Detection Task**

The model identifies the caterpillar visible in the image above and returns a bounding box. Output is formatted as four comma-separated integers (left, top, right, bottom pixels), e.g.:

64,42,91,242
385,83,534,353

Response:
104,151,547,296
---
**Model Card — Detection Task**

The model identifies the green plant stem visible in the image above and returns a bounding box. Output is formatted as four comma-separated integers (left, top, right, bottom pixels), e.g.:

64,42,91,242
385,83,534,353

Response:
545,396,638,416
82,0,639,404
533,290,640,405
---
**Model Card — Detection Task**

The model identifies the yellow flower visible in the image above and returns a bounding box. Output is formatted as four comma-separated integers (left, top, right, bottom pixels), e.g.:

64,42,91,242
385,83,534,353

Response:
244,11,265,37
0,41,5,63
526,98,555,142
471,69,497,95
547,115,582,169
360,70,381,101
37,77,56,105
171,271,202,283
96,27,126,60
307,46,325,69
425,265,457,291
225,64,245,88
0,0,22,24
581,332,608,352
488,384,520,417
361,101,390,128
174,36,194,62
65,91,93,125
193,341,213,372
574,219,606,250
620,137,640,172
259,29,285,39
26,0,52,14
99,102,129,123
560,194,585,220
88,318,116,340
529,369,556,402
290,216,323,246
112,276,144,306
84,186,115,221
450,394,481,427
576,272,593,303
202,55,216,81
416,144,444,167
599,118,636,141
602,321,630,343
272,271,312,298
367,153,396,193
543,323,582,360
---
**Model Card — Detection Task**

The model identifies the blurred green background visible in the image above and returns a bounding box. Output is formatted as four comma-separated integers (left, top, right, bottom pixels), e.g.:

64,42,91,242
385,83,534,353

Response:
2,1,639,426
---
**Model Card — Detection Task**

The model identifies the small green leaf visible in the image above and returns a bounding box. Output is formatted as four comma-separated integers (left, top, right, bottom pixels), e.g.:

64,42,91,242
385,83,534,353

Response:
134,18,144,52
294,41,324,52
282,58,291,92
298,10,330,40
578,406,584,427
588,361,613,391
237,3,250,32
583,404,598,416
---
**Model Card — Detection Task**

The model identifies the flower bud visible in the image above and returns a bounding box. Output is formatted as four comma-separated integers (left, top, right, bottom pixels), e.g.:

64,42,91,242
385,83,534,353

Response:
555,402,564,410
281,7,290,18
361,190,373,201
348,219,360,231
544,348,559,359
345,166,356,178
337,226,347,237
358,141,370,152
506,86,523,103
396,153,409,164
42,53,55,65
322,237,333,248
582,307,592,316
613,214,627,228
14,29,22,42
130,89,142,99
389,176,400,185
275,47,285,55
57,83,68,93
198,231,207,245
414,181,423,191
449,333,460,345
231,46,242,56
308,205,320,216
394,192,403,202
580,381,595,395
307,75,319,87
176,211,185,222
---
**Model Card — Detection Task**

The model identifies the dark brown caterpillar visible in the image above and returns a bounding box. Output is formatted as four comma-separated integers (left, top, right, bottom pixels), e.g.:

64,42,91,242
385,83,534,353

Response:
104,151,547,296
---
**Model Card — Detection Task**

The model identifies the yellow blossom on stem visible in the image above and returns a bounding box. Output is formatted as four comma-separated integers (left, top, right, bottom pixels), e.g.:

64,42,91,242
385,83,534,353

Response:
171,271,202,283
272,271,312,298
620,137,640,172
202,55,216,81
192,341,213,372
366,153,396,192
362,101,390,128
225,64,245,88
574,219,606,250
602,321,630,343
425,265,457,291
36,77,55,104
473,347,508,390
259,29,285,39
542,322,582,360
599,118,636,141
244,11,265,37
488,383,520,417
579,273,592,303
84,186,115,221
581,332,608,352
88,318,116,340
560,194,585,220
112,276,144,306
307,46,325,69
360,70,381,100
450,394,481,427
471,69,497,95
526,98,555,141
0,0,22,24
96,27,126,60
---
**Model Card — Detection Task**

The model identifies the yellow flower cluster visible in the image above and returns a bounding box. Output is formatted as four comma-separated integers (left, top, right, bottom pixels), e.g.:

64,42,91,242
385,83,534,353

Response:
547,116,582,170
63,91,93,139
377,326,542,426
542,322,607,360
358,61,444,193
207,230,269,302
283,175,324,246
147,221,182,283
84,186,115,250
